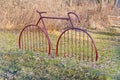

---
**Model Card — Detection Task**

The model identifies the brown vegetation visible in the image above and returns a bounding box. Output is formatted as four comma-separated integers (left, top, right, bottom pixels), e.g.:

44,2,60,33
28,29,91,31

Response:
0,0,119,30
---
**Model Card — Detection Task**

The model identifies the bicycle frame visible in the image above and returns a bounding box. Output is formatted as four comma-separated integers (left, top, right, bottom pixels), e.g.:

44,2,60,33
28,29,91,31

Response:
35,10,81,51
18,10,98,61
36,10,80,28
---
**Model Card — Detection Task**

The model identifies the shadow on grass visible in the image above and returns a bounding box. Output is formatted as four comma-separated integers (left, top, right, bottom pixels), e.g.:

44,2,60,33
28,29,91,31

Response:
89,29,120,43
89,30,120,36
115,45,120,61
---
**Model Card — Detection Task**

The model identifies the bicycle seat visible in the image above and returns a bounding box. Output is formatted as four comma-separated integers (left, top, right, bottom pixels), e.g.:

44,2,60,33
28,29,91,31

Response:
36,10,47,14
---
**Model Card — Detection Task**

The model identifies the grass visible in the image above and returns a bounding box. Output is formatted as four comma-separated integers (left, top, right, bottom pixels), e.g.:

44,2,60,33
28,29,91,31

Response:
0,29,120,80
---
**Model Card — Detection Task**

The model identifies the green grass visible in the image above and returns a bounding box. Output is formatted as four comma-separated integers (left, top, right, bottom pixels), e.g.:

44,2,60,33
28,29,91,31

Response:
0,29,120,80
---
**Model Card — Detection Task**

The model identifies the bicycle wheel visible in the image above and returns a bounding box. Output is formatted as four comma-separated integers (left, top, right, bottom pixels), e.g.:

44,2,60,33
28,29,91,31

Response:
56,27,98,61
18,24,51,55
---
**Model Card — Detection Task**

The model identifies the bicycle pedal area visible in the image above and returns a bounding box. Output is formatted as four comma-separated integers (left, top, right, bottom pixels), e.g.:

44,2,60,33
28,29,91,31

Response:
18,10,98,61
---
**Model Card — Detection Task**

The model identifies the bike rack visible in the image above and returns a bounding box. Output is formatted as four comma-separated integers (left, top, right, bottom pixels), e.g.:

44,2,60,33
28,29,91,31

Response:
56,28,98,61
18,10,98,61
18,24,51,55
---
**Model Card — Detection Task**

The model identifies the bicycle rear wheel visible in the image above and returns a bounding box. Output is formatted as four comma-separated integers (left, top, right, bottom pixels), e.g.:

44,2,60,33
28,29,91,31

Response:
18,24,51,55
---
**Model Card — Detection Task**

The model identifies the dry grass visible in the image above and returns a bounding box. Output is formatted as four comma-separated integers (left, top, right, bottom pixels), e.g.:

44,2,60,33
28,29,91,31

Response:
0,0,119,30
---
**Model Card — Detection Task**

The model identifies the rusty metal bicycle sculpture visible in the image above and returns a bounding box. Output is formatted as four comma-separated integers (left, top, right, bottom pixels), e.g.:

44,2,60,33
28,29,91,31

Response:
19,10,98,61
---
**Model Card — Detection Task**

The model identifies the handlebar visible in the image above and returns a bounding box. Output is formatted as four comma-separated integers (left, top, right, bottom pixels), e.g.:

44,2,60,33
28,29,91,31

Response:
67,12,80,23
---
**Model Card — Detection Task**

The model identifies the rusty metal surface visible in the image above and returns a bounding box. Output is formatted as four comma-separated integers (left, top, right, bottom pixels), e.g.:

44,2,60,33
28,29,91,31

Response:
18,10,98,61
56,28,98,61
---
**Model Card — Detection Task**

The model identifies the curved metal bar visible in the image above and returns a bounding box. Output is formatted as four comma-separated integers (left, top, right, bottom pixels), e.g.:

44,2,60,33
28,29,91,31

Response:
56,27,98,61
18,24,51,55
68,12,80,23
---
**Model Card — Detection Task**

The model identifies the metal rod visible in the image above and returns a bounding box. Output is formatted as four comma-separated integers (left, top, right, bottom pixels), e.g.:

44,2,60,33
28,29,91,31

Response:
42,32,44,52
45,34,47,52
24,30,26,51
43,33,45,52
35,28,38,52
75,30,77,57
35,29,37,52
60,39,63,56
39,29,41,52
21,32,23,50
28,27,30,51
43,32,45,52
71,30,73,57
45,33,47,52
68,31,69,57
37,28,39,52
27,27,29,51
29,26,32,51
31,27,33,52
42,17,69,20
79,31,81,60
87,36,89,61
36,17,41,26
63,33,64,57
60,38,62,57
68,14,74,28
83,32,85,60
33,27,34,51
64,32,67,57
91,44,93,61
40,30,42,52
